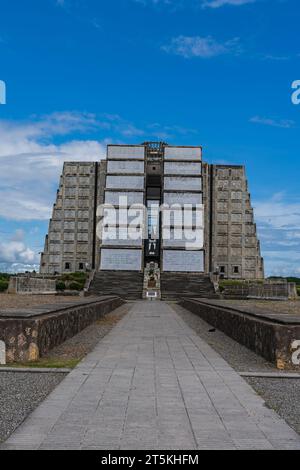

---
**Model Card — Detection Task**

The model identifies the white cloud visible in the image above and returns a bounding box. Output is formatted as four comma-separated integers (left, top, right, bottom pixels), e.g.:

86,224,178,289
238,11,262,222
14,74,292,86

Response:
0,262,40,274
202,0,255,8
162,35,241,58
0,230,39,265
250,116,295,129
0,112,106,221
135,0,256,7
254,193,300,276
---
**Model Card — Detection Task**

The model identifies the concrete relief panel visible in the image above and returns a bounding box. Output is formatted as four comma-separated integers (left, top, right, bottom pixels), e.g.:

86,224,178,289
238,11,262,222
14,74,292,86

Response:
78,233,89,242
162,228,204,249
105,191,144,206
231,213,242,223
217,247,228,257
107,160,145,175
217,202,228,211
64,244,74,253
245,236,256,246
64,199,76,208
102,227,143,247
164,146,202,161
232,202,242,211
79,189,91,198
217,168,230,178
163,250,204,272
78,167,90,175
78,222,89,230
64,233,75,241
217,224,228,234
231,169,244,178
49,233,61,241
49,255,61,263
245,248,257,256
53,209,62,220
164,177,202,191
49,244,61,253
106,176,144,190
79,176,91,184
65,187,77,197
78,210,89,218
164,162,202,175
102,208,145,226
64,210,76,218
218,191,228,200
64,165,78,175
245,226,255,237
231,247,242,256
231,235,242,245
217,180,229,190
217,213,228,223
217,235,228,245
78,200,89,209
64,221,75,230
107,145,145,160
231,180,242,190
231,191,242,200
164,193,203,206
51,221,62,230
65,176,77,185
77,244,88,253
245,258,257,269
231,224,242,234
162,207,204,228
100,249,142,271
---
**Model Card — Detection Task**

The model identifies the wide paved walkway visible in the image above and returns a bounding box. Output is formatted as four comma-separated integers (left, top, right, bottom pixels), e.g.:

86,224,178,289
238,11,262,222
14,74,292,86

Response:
2,301,300,450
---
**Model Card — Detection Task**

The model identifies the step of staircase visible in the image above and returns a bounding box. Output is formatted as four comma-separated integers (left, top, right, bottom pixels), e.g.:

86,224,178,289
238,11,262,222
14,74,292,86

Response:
89,271,144,300
160,273,219,300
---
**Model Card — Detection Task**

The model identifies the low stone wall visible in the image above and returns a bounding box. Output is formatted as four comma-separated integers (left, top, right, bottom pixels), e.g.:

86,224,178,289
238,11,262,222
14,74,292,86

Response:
0,296,124,363
8,276,56,295
180,298,300,370
220,281,297,300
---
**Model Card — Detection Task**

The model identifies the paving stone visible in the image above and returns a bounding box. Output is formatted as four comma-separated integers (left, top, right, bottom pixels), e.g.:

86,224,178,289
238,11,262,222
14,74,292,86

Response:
2,301,300,450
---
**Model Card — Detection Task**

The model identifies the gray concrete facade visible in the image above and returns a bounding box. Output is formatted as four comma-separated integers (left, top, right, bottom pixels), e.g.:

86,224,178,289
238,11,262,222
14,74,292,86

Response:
40,143,264,280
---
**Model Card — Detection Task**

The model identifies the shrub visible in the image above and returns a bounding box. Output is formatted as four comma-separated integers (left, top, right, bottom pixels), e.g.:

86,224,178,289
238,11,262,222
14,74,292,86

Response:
56,281,66,292
69,282,82,291
297,287,300,297
0,280,9,292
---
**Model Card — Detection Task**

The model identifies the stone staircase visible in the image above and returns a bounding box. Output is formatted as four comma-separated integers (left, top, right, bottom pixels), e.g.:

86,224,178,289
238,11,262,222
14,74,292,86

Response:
160,273,219,300
88,271,144,300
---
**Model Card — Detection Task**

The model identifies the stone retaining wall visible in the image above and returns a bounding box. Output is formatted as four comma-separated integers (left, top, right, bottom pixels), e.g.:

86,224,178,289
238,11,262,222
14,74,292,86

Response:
180,298,300,370
8,276,56,295
0,297,124,363
220,281,297,300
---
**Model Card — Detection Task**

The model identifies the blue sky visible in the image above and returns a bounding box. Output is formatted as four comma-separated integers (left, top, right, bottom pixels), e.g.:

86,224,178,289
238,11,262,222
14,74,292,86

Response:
0,0,299,275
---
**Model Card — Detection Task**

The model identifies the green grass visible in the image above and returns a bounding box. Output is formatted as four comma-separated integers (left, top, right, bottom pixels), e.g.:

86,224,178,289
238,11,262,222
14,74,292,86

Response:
0,358,81,369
